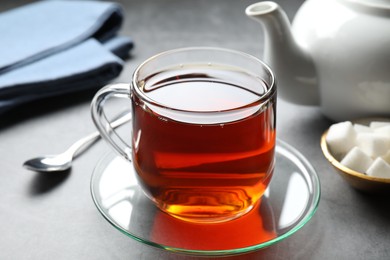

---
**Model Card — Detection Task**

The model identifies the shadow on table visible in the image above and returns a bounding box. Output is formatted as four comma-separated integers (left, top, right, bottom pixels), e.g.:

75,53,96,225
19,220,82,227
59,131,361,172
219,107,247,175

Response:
355,190,390,219
0,88,97,130
28,170,71,195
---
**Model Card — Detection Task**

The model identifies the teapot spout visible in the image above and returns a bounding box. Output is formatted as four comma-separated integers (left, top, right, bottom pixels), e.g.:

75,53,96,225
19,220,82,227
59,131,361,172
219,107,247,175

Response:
246,2,319,105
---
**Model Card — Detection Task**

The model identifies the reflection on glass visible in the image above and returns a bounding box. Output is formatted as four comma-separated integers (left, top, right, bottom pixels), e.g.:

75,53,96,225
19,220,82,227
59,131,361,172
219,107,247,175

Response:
108,200,133,229
150,196,276,251
278,171,309,229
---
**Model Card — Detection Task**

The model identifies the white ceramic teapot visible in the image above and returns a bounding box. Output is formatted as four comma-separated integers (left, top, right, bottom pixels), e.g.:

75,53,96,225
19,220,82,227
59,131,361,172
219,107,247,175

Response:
246,0,390,121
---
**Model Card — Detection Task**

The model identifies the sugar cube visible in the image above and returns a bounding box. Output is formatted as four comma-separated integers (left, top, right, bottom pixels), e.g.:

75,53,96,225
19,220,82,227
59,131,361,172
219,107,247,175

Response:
366,158,390,178
356,133,390,158
369,121,390,129
374,125,390,137
354,123,373,133
382,151,390,164
326,121,356,159
340,147,373,173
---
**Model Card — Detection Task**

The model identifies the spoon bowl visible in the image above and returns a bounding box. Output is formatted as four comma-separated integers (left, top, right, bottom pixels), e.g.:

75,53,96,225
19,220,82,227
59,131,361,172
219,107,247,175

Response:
24,154,73,172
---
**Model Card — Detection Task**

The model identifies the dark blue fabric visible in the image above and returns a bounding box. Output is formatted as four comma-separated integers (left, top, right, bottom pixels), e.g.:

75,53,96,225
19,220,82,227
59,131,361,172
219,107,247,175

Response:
0,0,133,113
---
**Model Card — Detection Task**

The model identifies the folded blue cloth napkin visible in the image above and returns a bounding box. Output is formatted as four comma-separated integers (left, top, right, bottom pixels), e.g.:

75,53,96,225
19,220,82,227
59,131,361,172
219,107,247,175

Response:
0,0,134,113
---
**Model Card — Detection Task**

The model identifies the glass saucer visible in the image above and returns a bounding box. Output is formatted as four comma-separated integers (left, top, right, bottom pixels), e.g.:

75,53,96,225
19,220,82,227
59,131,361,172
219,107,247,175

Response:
91,140,320,257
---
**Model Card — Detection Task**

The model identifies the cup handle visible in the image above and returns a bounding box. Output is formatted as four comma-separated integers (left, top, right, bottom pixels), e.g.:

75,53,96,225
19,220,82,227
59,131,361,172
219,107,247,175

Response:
91,83,132,161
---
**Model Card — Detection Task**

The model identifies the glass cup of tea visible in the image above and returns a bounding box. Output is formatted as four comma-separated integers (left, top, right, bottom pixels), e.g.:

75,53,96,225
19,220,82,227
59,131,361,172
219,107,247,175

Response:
91,47,276,223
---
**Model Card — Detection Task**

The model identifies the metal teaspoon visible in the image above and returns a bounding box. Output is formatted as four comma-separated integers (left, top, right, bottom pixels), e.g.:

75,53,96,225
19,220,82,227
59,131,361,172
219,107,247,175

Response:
23,111,131,172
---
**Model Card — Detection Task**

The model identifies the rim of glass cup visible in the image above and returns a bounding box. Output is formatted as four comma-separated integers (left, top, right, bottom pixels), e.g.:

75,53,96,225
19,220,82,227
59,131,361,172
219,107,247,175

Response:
131,47,276,113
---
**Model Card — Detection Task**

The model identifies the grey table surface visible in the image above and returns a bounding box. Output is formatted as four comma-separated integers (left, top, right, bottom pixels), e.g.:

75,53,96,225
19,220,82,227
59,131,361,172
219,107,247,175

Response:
1,0,389,259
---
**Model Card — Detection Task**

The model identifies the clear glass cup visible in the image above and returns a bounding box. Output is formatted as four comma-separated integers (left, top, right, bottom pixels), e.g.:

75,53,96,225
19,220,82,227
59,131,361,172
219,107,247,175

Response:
91,47,276,223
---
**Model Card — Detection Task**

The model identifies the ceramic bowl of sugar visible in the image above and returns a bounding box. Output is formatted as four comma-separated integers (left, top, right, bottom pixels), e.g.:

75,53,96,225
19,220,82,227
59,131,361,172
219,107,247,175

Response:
321,118,390,193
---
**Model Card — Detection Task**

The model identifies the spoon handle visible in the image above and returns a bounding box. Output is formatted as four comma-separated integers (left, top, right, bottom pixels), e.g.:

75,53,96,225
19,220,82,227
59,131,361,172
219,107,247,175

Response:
67,111,132,158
